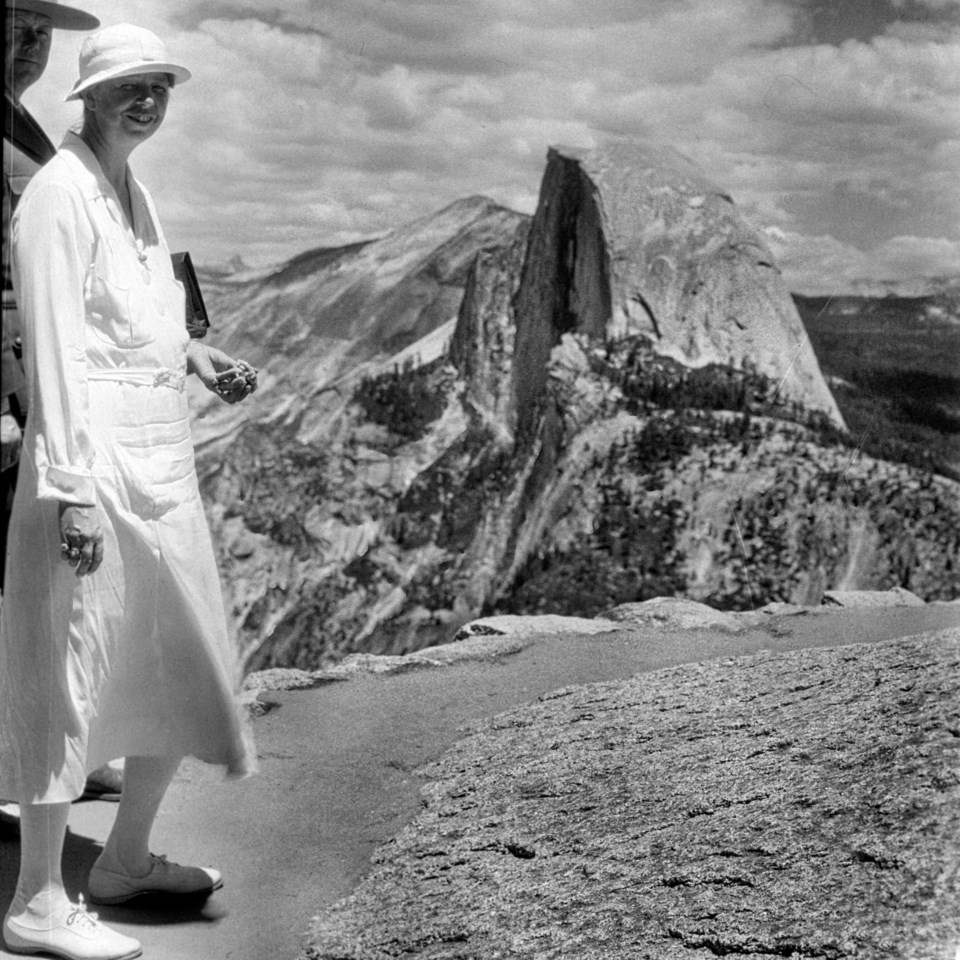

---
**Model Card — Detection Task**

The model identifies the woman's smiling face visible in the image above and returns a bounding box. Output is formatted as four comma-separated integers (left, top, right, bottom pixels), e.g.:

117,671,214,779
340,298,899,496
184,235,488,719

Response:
84,72,172,145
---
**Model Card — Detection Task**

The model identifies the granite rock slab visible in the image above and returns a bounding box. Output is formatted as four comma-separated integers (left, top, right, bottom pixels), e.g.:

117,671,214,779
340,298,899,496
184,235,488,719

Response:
304,628,960,960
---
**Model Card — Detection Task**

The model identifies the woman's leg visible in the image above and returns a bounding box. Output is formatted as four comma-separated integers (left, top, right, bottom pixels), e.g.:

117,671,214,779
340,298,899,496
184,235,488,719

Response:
5,801,71,924
97,755,181,876
89,755,220,904
3,801,142,958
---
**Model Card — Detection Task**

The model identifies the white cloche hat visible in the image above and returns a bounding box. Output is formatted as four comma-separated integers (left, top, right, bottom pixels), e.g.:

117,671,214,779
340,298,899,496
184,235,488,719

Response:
66,23,191,101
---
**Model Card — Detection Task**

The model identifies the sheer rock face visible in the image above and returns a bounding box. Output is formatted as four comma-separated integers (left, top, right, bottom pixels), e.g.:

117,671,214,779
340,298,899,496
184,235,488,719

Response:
449,221,530,438
512,142,844,437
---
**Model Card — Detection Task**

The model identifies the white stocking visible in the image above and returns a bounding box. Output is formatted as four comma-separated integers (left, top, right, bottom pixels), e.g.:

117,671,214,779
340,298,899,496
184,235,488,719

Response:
7,801,71,928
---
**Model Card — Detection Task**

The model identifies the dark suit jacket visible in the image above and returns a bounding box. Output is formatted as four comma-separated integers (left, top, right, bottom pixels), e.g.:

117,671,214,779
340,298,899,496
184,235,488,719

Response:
3,94,56,406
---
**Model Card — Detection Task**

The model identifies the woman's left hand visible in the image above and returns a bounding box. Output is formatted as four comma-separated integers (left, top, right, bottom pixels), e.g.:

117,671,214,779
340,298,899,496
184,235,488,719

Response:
187,343,257,404
59,502,104,577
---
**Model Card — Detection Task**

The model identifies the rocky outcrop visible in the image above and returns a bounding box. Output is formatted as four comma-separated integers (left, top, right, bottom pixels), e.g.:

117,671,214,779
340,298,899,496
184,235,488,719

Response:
303,626,960,959
603,596,751,631
449,222,530,437
511,142,844,438
823,587,926,607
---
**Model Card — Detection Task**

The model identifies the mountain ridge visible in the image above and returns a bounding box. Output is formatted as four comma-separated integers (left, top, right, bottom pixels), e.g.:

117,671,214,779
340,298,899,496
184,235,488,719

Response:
187,194,527,457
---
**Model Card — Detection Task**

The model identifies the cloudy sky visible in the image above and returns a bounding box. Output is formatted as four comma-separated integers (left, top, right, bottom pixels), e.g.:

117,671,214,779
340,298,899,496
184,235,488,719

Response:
25,0,960,292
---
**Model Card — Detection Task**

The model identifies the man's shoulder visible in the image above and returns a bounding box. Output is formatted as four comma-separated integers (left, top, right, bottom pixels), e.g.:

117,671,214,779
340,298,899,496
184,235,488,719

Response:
3,99,57,164
16,153,89,216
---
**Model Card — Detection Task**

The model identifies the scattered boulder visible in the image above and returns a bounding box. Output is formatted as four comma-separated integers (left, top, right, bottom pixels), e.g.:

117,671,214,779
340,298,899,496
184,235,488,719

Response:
240,667,334,717
242,631,533,685
453,614,621,641
822,587,926,608
756,601,821,617
602,596,745,631
242,668,322,692
316,652,441,678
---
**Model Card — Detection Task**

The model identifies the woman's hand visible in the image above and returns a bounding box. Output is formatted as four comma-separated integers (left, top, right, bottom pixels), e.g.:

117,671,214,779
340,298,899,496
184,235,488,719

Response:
1,411,22,472
59,501,104,577
186,342,257,404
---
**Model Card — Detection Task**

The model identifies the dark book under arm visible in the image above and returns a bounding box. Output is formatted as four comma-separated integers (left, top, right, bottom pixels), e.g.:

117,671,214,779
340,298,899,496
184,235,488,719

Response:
171,251,210,339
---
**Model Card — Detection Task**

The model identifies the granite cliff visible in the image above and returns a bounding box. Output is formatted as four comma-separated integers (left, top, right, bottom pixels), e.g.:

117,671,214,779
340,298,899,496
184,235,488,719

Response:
192,141,959,671
509,142,843,440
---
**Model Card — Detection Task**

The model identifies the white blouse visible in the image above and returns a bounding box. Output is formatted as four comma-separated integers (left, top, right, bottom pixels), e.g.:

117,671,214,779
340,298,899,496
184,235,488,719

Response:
11,130,189,508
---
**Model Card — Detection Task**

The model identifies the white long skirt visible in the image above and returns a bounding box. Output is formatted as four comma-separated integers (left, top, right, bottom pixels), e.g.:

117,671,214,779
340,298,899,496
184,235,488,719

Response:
0,372,254,803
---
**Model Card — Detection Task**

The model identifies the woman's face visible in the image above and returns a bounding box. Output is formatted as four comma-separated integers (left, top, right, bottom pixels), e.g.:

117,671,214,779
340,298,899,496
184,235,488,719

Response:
84,72,172,147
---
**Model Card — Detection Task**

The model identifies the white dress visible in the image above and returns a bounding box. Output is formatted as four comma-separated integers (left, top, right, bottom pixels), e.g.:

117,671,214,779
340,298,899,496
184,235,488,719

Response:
0,132,253,803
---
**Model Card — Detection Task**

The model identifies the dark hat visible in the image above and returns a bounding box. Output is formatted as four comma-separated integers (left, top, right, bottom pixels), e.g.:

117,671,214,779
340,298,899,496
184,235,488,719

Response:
6,0,100,31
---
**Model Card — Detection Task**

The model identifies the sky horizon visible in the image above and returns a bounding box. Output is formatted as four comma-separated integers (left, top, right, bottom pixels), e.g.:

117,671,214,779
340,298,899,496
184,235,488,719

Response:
21,0,960,294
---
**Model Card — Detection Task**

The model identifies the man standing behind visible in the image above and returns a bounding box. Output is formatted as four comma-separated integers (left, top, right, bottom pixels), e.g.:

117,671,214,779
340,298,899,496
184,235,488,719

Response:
4,0,100,584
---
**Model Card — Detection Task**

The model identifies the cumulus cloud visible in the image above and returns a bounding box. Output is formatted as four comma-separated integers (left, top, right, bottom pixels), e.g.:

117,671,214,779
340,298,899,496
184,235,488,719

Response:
872,234,960,275
19,0,960,289
764,227,960,293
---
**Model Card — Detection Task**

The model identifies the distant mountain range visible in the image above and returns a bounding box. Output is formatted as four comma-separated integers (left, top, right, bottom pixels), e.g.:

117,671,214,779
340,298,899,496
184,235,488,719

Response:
208,253,960,302
838,276,960,299
189,145,959,672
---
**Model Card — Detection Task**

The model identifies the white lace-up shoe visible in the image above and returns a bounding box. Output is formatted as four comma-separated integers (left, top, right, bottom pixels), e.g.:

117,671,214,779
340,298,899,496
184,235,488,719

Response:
88,852,222,905
2,896,142,960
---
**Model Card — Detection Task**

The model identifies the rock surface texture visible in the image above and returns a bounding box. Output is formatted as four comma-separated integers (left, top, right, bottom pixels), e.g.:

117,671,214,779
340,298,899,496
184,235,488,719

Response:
304,626,960,960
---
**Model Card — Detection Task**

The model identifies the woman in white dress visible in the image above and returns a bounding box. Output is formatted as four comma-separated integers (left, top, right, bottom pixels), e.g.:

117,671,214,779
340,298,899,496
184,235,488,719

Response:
1,24,255,960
